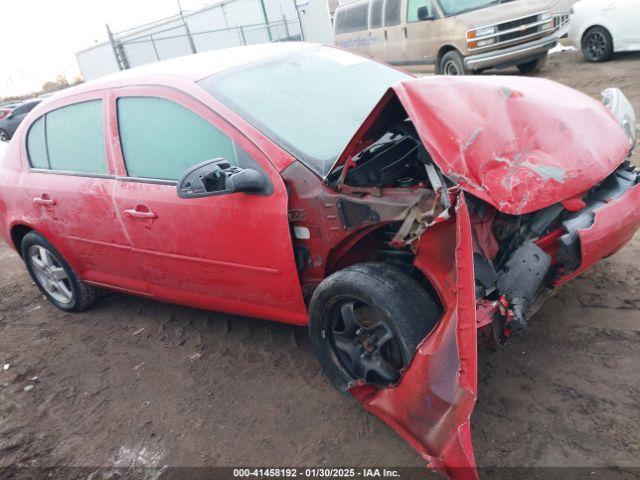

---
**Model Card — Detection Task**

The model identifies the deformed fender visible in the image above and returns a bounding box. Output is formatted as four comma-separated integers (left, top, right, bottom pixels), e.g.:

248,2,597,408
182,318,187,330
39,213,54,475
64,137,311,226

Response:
350,193,478,480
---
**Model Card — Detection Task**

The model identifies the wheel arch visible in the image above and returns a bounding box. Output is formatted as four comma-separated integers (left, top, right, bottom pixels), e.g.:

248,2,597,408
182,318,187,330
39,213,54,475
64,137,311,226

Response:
435,45,462,73
9,223,34,257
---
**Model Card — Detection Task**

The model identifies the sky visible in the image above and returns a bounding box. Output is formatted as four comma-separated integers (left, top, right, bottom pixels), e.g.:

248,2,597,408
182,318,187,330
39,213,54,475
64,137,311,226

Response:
0,0,213,98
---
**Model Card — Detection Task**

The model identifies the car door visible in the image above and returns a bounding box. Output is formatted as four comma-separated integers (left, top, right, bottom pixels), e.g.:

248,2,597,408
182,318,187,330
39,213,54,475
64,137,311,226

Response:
605,0,640,49
404,0,438,65
110,86,308,325
382,0,407,63
21,93,149,294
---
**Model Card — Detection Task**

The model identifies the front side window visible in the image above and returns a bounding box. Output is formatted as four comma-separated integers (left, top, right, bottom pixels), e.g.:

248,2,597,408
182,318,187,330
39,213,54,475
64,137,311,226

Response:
46,101,108,174
407,0,433,22
26,100,107,175
437,0,498,16
198,47,409,177
384,0,402,26
117,97,240,181
335,1,370,34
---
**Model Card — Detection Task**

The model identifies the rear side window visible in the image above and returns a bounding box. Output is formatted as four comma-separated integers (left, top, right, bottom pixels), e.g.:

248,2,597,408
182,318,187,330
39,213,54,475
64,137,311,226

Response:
384,0,402,26
117,97,239,181
26,100,107,174
370,0,384,28
46,101,108,174
335,2,370,34
27,117,48,169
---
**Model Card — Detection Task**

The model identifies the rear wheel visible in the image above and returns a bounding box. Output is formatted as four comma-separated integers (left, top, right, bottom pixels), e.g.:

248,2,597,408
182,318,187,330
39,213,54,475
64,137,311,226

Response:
582,26,613,62
309,262,441,393
21,231,97,312
0,129,9,142
439,50,469,76
517,55,547,74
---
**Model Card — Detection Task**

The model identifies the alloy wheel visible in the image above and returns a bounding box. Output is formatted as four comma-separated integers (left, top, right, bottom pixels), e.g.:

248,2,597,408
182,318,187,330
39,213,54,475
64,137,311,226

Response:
330,298,405,386
586,32,607,60
29,245,74,304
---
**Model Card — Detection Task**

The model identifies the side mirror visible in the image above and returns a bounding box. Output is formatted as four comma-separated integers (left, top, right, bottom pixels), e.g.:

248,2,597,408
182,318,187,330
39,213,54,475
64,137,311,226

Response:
177,158,267,199
417,6,434,21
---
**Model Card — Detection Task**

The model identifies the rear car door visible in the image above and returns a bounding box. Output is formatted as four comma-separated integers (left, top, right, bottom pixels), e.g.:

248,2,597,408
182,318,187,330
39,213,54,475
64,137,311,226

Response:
22,94,149,294
110,87,307,325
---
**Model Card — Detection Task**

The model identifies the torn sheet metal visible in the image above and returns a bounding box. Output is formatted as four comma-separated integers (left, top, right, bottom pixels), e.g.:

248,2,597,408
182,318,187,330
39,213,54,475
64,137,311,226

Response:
351,193,478,480
333,76,632,215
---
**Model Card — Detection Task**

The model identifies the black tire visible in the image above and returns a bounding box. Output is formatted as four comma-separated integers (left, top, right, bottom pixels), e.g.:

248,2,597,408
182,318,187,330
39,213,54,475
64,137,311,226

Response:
439,50,469,76
517,55,547,74
21,231,97,312
582,26,613,62
0,129,9,142
309,262,441,394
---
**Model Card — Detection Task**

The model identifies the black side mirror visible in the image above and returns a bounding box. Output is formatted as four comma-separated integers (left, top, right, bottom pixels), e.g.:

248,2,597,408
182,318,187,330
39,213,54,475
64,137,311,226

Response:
177,158,267,199
417,6,434,21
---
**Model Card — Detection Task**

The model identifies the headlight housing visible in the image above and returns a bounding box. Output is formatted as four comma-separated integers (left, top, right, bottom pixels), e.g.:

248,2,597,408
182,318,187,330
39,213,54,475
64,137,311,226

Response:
467,26,496,48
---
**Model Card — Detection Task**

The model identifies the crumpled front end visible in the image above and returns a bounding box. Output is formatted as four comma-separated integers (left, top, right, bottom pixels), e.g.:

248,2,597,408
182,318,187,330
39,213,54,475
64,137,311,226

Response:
352,192,478,480
332,77,639,480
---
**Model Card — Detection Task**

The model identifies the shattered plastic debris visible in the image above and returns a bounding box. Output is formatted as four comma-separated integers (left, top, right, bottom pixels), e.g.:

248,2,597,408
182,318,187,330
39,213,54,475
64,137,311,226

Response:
132,328,145,336
3,364,9,371
23,385,34,392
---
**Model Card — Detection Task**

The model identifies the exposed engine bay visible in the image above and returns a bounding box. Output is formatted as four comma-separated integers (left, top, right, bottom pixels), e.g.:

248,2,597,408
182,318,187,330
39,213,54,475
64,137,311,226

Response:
323,115,640,341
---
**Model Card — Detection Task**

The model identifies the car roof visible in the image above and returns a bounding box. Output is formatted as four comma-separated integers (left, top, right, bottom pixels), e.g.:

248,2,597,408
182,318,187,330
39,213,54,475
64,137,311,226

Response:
49,42,320,103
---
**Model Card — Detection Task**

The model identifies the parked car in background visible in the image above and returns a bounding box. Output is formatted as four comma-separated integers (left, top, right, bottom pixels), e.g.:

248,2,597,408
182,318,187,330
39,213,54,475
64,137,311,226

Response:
0,104,18,121
334,0,570,74
0,99,41,141
1,44,638,478
569,0,640,62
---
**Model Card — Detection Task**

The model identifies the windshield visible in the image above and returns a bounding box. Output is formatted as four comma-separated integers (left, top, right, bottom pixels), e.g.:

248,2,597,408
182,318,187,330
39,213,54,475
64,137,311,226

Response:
198,46,410,177
437,0,501,16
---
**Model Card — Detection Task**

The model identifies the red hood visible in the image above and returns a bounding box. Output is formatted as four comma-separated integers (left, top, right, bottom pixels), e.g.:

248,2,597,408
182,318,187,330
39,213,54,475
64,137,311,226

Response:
335,76,632,215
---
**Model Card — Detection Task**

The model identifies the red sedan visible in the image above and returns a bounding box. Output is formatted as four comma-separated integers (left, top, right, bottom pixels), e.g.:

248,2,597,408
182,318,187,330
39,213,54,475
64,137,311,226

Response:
0,43,638,479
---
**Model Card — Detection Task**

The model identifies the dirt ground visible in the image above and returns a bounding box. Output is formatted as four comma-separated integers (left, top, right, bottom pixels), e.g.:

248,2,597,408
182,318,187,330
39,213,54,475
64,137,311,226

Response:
1,49,640,480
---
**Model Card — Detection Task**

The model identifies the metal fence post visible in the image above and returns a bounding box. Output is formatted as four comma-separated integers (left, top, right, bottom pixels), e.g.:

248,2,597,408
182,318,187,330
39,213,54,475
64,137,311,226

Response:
177,0,197,54
150,34,160,61
282,14,290,40
106,23,130,70
239,26,247,46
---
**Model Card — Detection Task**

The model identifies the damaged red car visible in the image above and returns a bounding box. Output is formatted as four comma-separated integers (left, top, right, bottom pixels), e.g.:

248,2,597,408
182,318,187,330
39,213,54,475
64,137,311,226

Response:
0,43,638,480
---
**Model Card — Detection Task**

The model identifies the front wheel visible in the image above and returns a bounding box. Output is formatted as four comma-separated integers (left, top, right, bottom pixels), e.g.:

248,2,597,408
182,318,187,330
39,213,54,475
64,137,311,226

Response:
517,55,547,74
582,26,613,62
439,50,470,76
21,231,97,312
309,262,441,393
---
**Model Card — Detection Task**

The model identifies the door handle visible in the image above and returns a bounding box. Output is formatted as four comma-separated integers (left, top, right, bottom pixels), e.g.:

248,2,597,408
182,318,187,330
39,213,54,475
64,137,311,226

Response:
32,195,56,206
124,206,157,220
384,30,388,41
403,27,408,38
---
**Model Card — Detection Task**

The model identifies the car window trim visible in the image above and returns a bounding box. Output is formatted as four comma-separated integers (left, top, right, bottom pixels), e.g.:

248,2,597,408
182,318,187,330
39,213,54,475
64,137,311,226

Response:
29,168,116,180
26,98,108,175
